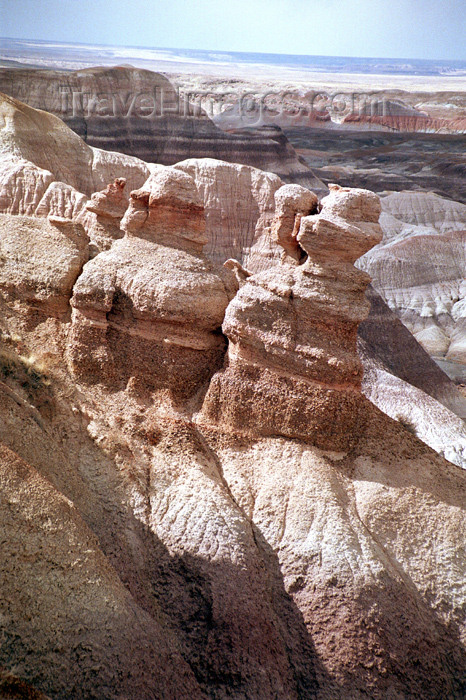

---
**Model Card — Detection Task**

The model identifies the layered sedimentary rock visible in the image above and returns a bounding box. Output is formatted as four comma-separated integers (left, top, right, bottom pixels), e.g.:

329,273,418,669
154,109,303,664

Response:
0,92,154,199
1,92,464,439
0,67,325,191
69,166,237,401
0,91,156,238
361,356,466,466
285,125,466,206
358,191,466,374
0,94,301,267
174,158,285,269
342,113,466,134
0,168,464,698
0,213,88,315
211,87,466,135
85,177,127,252
199,184,383,450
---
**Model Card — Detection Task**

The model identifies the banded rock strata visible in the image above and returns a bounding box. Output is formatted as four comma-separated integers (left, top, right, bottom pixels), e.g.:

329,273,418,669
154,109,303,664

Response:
1,93,464,462
69,166,238,402
0,67,325,192
199,184,383,450
0,172,464,698
358,191,466,372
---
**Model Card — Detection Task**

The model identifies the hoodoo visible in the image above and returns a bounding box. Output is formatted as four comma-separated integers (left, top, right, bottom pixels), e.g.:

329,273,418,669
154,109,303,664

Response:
68,167,238,401
199,184,383,450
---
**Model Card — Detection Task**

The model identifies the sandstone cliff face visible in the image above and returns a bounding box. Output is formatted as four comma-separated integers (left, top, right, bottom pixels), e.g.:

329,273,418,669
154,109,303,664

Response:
0,174,464,698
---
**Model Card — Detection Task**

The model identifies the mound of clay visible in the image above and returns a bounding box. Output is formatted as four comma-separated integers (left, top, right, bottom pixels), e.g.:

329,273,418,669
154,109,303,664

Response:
359,191,466,370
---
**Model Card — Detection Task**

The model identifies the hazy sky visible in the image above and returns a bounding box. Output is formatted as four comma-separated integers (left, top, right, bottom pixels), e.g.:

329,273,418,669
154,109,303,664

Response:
1,0,465,60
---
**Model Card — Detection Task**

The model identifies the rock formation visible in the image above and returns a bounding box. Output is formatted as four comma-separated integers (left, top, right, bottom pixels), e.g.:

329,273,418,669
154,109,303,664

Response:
342,112,466,134
283,124,466,206
68,166,238,401
174,158,285,269
85,177,127,253
212,88,466,135
1,92,464,452
271,183,318,262
0,163,464,698
0,67,325,192
199,184,383,450
0,213,88,316
0,444,199,700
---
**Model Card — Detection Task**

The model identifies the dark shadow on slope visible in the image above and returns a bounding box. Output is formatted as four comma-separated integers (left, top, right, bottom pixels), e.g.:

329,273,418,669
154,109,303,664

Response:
1,359,464,698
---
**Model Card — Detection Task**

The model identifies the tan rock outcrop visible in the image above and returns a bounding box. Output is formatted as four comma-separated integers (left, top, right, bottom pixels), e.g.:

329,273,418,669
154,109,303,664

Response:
343,112,466,134
199,185,383,450
69,167,237,402
0,213,88,316
0,169,464,698
174,158,284,269
122,167,207,252
1,90,463,451
0,94,464,698
35,180,89,222
0,91,158,238
85,177,128,252
0,92,154,197
271,183,318,263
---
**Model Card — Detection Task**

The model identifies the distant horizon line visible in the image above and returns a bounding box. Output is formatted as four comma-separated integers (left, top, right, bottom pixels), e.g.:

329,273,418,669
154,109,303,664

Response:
1,36,465,65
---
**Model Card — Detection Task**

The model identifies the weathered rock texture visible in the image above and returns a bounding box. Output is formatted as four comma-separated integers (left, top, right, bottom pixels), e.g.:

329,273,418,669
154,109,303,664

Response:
69,166,237,402
0,171,464,699
0,94,287,265
358,191,466,374
0,66,325,191
1,91,464,451
174,158,285,269
0,444,199,699
85,176,127,252
0,213,88,316
199,184,383,450
0,92,154,202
